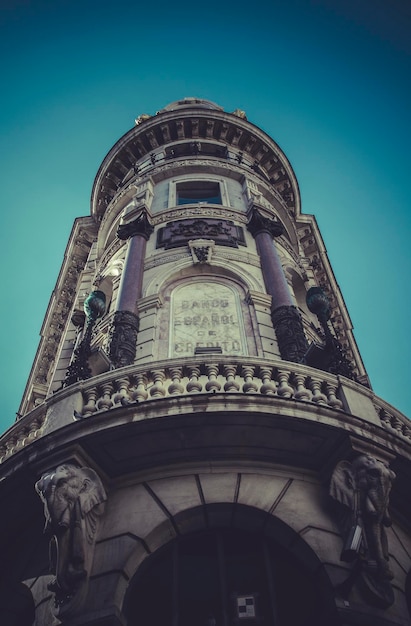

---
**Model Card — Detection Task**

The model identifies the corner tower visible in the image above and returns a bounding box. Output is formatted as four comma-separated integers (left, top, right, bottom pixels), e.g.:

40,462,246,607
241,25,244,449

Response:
1,99,410,626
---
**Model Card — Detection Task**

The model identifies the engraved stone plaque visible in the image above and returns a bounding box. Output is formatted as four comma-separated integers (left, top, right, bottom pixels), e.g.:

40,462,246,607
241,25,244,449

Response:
171,282,247,357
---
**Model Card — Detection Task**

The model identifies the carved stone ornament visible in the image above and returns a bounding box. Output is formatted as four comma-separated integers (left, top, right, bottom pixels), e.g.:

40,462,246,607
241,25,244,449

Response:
247,208,284,239
157,218,245,250
189,239,215,264
271,305,308,363
117,209,154,241
35,464,107,614
108,310,140,368
330,454,396,608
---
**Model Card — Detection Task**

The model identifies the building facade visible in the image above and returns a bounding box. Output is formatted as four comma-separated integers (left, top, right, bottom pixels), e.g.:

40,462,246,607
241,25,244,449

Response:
1,98,410,626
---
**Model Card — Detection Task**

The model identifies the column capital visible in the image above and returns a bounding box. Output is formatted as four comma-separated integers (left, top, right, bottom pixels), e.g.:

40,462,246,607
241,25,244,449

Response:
247,207,284,239
117,210,154,241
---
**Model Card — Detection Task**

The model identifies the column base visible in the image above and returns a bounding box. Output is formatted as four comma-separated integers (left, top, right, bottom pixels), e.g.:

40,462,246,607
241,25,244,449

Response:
271,305,308,363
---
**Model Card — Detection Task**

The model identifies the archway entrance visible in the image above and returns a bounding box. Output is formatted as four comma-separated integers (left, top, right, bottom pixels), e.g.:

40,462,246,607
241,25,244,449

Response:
125,524,337,626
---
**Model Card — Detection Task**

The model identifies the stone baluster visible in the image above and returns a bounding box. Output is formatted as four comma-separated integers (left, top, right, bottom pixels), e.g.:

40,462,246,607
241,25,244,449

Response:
109,210,154,368
259,366,277,395
83,387,98,416
168,366,184,395
4,436,17,459
324,381,343,409
132,373,148,402
224,364,240,392
26,416,44,443
205,364,222,392
241,365,258,393
247,207,307,362
113,376,131,405
376,406,390,428
392,415,405,435
150,369,166,397
0,445,7,463
186,366,203,393
307,377,327,404
292,372,311,401
97,381,114,411
13,431,24,452
276,370,294,398
21,422,36,447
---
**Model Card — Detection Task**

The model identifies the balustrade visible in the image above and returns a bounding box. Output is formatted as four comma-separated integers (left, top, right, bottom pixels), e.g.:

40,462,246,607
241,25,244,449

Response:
0,412,46,463
1,358,410,464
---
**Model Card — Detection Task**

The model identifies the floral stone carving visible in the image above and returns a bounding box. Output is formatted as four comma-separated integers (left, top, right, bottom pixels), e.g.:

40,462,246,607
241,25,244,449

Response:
330,454,396,608
35,464,107,613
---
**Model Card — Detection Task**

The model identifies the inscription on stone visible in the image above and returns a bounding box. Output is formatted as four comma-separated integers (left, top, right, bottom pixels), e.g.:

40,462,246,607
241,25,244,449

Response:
171,282,246,357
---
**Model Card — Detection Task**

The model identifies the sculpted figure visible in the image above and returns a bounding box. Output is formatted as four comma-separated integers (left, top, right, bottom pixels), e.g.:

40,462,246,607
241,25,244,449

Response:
330,454,396,607
35,464,106,607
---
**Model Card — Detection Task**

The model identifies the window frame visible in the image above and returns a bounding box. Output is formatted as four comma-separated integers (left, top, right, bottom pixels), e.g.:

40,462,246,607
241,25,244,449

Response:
168,175,229,208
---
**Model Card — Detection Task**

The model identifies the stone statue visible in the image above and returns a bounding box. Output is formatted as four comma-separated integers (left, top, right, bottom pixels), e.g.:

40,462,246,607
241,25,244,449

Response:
35,464,107,608
330,454,396,607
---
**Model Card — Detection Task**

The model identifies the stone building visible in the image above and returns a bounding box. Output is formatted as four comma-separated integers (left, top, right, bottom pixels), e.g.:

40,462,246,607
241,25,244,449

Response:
1,98,410,626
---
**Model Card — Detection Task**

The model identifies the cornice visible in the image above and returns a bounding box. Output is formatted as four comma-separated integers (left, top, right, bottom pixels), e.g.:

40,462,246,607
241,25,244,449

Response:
91,108,301,222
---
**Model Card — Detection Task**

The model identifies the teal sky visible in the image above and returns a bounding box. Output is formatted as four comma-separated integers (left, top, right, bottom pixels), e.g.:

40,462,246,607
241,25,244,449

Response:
1,0,410,431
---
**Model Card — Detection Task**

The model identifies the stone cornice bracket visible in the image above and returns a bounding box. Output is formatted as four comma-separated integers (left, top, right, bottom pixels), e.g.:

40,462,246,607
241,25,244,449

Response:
247,207,284,239
117,210,154,241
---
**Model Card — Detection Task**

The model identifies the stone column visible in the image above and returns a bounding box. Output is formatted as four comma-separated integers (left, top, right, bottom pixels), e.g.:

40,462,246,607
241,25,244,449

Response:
109,210,153,368
247,208,307,362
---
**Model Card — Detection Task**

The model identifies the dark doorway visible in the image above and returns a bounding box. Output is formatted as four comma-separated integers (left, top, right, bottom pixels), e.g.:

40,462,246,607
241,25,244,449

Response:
125,527,334,626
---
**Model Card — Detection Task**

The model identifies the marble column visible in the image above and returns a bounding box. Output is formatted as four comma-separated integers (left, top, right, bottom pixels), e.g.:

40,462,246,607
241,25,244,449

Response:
247,208,307,362
109,210,153,368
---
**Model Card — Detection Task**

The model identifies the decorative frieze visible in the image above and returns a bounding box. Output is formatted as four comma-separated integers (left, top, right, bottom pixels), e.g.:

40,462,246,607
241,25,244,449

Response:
157,218,245,250
152,206,248,225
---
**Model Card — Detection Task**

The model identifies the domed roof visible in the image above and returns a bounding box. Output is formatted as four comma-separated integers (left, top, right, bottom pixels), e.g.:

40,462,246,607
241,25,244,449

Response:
160,97,223,112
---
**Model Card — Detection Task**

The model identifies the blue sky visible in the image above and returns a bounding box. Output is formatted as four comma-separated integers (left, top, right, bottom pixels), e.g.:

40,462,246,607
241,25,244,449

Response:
1,0,410,431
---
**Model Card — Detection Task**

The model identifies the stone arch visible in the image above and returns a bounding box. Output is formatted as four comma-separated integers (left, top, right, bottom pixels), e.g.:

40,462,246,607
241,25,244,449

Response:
121,503,339,626
144,254,264,298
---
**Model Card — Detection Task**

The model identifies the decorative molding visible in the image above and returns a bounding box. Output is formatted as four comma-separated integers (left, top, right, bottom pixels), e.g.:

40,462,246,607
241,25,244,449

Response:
152,206,249,225
108,310,140,368
157,218,245,250
188,239,215,264
144,252,189,270
271,305,308,362
117,210,154,241
247,207,284,239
